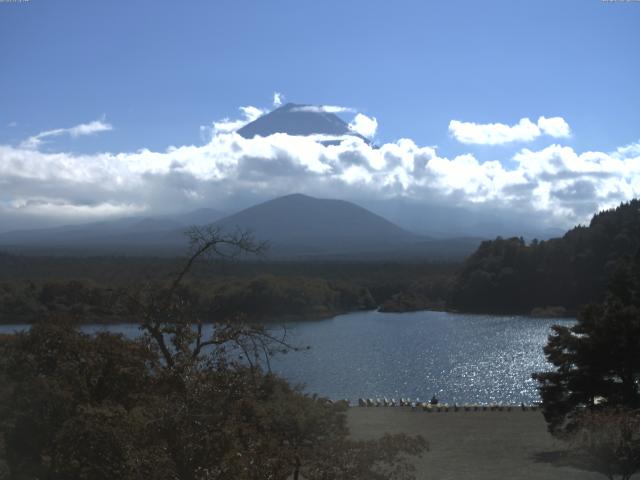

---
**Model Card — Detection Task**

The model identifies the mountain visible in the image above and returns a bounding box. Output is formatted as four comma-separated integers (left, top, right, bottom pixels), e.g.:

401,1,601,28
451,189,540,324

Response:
212,193,419,256
0,194,483,259
159,208,224,227
0,208,225,253
237,103,368,143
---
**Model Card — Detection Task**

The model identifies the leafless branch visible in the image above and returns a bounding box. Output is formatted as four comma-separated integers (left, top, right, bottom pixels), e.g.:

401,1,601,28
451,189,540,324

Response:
133,226,300,374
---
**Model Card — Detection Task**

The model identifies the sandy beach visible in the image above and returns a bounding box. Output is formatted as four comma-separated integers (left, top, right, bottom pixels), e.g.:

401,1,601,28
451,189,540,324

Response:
347,407,605,480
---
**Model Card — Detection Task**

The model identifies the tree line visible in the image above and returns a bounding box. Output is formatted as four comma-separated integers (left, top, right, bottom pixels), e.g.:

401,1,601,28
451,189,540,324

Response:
0,252,458,324
449,200,640,315
0,276,377,325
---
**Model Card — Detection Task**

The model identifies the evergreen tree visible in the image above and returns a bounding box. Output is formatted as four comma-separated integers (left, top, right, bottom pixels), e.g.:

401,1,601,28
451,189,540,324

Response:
533,256,640,436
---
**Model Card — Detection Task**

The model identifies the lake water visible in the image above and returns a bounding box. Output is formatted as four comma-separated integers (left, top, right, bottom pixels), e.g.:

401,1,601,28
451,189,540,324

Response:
0,310,574,405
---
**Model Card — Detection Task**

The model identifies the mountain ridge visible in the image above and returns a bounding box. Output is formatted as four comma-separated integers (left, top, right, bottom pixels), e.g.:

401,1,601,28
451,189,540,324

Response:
212,193,418,255
0,193,482,259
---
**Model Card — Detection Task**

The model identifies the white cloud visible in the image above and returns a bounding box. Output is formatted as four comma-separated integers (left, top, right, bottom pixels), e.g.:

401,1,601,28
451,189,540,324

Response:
449,118,540,145
20,119,112,149
449,116,571,145
291,105,355,114
3,109,639,231
537,116,571,138
349,113,378,139
273,92,283,107
66,119,113,137
613,142,640,159
206,105,266,137
240,106,264,122
7,121,17,128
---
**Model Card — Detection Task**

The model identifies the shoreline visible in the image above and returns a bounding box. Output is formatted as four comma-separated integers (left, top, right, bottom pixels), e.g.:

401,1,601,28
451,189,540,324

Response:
0,305,576,327
349,401,540,410
0,307,576,326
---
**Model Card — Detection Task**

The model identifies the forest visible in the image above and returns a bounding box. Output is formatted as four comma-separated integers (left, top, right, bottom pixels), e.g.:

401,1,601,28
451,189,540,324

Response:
1,200,640,323
0,253,455,324
447,200,640,315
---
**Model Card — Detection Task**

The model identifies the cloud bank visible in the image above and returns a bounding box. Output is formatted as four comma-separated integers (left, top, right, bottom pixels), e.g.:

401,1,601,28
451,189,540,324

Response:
449,116,571,145
2,101,639,236
1,105,638,234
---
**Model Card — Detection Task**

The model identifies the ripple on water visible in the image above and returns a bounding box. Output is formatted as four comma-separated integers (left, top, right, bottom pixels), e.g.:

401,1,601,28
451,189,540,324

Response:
0,310,574,404
265,310,574,404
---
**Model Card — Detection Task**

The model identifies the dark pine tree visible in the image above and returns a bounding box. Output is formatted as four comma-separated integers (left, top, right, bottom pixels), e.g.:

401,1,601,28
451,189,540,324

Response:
533,254,640,436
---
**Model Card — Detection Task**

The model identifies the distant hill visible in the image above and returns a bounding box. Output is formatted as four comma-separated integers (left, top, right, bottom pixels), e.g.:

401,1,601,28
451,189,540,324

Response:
237,103,368,144
213,193,418,255
211,194,482,259
448,199,640,315
0,194,482,259
0,208,224,253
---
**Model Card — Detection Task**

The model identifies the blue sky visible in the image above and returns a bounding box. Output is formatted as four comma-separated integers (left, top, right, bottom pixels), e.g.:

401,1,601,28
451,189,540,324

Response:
0,0,639,233
2,0,638,153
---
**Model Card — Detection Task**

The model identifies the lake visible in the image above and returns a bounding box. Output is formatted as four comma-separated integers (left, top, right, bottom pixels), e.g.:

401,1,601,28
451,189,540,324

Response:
0,310,574,405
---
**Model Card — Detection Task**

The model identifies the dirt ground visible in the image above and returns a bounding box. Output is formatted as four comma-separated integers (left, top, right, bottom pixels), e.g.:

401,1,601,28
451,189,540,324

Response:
347,407,607,480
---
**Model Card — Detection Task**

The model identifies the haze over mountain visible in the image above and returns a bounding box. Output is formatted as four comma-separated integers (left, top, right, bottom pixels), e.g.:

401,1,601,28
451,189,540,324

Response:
0,194,482,259
0,208,224,252
366,199,566,240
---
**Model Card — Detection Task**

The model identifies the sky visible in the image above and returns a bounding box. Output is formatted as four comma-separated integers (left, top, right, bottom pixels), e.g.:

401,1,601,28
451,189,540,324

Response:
0,0,639,234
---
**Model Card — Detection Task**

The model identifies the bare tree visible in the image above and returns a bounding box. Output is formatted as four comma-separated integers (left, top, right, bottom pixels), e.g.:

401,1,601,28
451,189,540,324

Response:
136,225,297,374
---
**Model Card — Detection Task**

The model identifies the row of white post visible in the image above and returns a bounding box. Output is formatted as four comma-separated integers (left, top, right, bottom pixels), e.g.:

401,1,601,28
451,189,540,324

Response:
356,398,539,411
